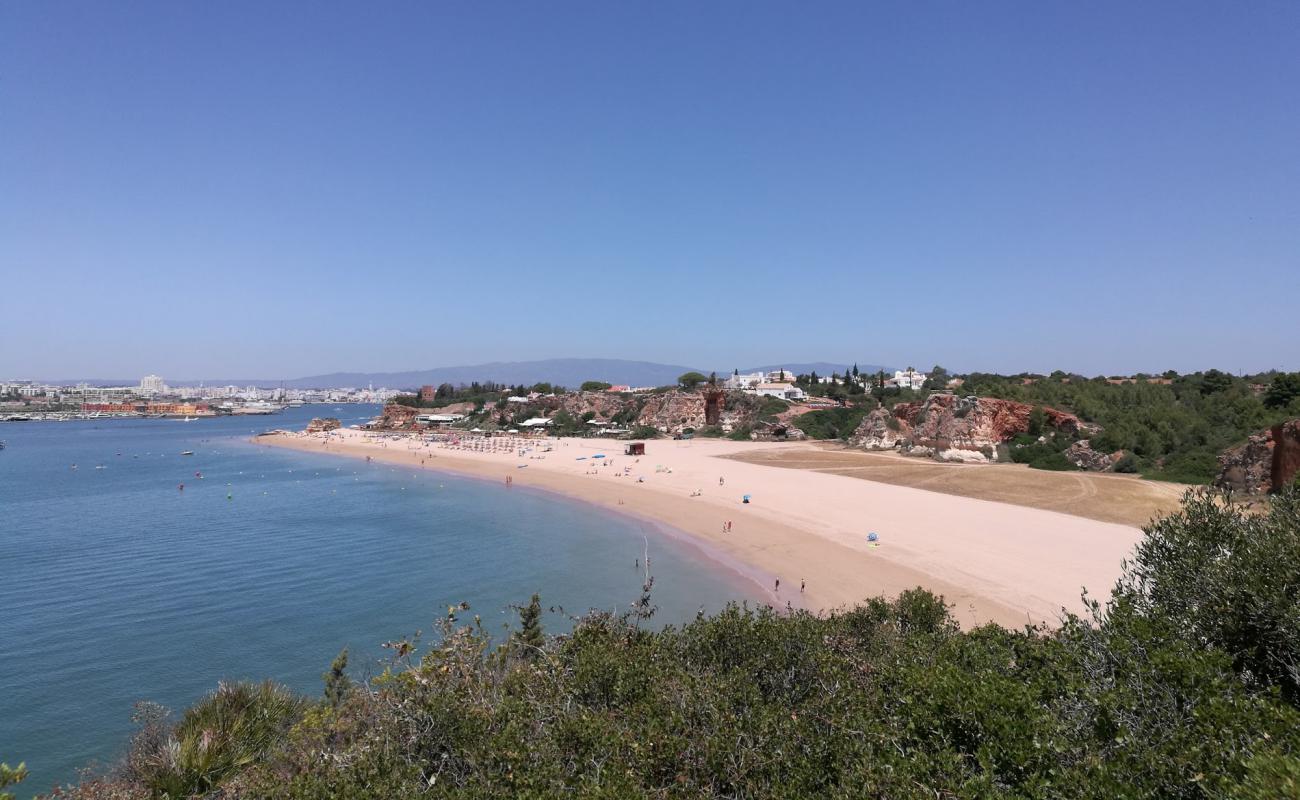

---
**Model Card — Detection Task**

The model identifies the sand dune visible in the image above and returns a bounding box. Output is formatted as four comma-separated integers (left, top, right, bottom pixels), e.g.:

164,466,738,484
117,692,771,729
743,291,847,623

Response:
260,430,1145,629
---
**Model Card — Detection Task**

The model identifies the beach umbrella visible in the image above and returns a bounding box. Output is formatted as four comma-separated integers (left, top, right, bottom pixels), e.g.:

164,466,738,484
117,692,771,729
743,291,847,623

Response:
867,532,879,542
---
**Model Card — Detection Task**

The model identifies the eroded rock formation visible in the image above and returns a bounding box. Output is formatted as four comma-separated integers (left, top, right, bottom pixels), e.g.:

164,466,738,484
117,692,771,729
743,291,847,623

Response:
305,417,341,433
850,395,1086,462
1063,440,1120,472
370,404,422,430
1216,419,1300,494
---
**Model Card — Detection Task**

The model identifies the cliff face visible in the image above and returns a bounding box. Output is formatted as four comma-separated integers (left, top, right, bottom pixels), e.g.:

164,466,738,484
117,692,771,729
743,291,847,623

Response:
554,391,633,421
851,407,908,450
305,417,341,433
371,404,422,430
851,395,1087,462
636,391,707,431
1217,419,1300,494
632,390,770,435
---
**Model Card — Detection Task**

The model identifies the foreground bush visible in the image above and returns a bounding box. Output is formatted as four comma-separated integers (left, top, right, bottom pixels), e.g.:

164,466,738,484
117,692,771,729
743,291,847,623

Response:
40,491,1300,798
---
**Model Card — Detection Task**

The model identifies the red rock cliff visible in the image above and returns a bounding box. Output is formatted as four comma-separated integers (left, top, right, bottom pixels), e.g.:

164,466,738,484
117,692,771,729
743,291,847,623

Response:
1217,419,1300,494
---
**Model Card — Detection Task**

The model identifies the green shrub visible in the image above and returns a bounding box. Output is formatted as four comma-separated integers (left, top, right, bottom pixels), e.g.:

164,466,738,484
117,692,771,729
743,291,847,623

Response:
54,491,1300,799
727,425,753,441
628,425,660,439
1143,449,1219,484
794,407,868,440
1,762,27,800
127,681,307,798
1028,451,1076,471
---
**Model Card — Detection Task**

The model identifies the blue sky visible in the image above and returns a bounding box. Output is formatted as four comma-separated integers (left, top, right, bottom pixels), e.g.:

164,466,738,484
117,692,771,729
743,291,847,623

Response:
3,1,1297,380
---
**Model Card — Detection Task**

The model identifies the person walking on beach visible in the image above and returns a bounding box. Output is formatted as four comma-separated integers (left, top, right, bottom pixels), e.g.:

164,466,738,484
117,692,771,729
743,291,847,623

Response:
800,579,805,593
719,476,724,486
774,578,780,592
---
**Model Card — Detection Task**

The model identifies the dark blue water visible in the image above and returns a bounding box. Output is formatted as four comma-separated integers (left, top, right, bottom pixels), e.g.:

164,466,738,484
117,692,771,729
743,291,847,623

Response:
0,406,757,796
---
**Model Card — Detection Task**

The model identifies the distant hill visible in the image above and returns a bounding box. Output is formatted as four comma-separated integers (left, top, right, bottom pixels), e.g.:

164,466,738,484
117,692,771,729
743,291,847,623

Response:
282,359,706,390
41,360,896,389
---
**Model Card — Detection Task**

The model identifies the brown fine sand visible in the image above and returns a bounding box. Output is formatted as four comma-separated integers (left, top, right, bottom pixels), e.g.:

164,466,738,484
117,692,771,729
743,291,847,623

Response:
726,443,1191,528
259,430,1152,630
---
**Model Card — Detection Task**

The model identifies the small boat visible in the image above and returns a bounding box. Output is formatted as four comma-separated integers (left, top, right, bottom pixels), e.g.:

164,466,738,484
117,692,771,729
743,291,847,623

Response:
180,450,194,456
181,416,197,422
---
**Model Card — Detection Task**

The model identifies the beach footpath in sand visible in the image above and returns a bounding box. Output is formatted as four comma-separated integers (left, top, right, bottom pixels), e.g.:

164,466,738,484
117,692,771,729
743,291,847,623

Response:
259,429,1145,629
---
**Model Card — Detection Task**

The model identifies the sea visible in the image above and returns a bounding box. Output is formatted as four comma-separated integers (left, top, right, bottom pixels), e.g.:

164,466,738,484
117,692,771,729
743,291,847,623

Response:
0,405,759,796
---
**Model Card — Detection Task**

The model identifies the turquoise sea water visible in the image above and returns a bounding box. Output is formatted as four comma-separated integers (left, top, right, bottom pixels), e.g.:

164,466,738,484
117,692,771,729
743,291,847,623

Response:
0,406,758,796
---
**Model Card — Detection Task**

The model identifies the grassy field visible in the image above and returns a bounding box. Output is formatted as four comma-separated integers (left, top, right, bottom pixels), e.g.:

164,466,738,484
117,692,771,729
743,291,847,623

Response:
723,443,1191,527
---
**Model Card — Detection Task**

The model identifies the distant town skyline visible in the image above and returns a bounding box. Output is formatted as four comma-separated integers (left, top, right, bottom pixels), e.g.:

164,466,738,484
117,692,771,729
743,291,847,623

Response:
4,2,1298,378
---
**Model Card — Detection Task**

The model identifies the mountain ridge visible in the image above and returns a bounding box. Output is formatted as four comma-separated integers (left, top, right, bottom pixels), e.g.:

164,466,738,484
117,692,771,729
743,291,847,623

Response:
37,359,897,389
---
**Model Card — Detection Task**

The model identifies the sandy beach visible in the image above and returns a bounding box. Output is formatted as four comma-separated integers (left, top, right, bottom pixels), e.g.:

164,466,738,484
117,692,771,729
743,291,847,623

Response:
259,429,1145,629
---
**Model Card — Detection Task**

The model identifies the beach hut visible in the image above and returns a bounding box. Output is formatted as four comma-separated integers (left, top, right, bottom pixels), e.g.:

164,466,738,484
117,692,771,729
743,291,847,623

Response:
624,442,645,456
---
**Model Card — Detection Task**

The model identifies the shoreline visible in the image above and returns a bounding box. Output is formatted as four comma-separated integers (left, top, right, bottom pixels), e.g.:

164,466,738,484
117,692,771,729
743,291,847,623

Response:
258,430,1145,628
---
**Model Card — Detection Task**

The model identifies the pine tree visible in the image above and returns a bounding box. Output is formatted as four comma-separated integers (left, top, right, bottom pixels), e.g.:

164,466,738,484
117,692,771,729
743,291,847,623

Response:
323,648,352,709
515,593,545,658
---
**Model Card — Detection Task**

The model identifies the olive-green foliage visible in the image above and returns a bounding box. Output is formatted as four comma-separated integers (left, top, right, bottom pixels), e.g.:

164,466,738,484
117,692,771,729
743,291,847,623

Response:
793,406,869,440
57,490,1300,799
513,593,545,659
755,395,789,423
322,648,351,709
963,371,1296,483
1,762,27,800
1265,372,1300,409
1027,451,1076,471
580,381,612,392
1108,489,1300,704
1112,452,1139,473
727,424,753,441
1008,433,1078,471
121,681,307,798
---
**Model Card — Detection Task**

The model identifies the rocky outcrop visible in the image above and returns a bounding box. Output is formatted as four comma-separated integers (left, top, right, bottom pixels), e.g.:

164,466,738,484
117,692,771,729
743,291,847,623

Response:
850,407,908,450
370,404,422,430
305,417,341,433
850,395,1086,462
634,390,766,435
1216,419,1300,494
751,419,807,441
554,391,634,422
636,391,710,432
1063,440,1119,472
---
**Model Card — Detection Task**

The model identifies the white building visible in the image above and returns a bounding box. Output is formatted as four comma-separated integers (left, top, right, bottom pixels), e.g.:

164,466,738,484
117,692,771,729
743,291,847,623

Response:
750,382,806,401
893,369,928,391
140,374,167,395
417,413,466,425
724,372,767,390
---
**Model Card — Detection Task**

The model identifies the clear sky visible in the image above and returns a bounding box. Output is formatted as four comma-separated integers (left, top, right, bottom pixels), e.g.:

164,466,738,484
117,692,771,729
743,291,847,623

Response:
3,1,1297,380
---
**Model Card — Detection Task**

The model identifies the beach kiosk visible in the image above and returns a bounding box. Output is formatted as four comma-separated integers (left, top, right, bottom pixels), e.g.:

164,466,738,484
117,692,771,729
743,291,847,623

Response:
624,442,646,456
